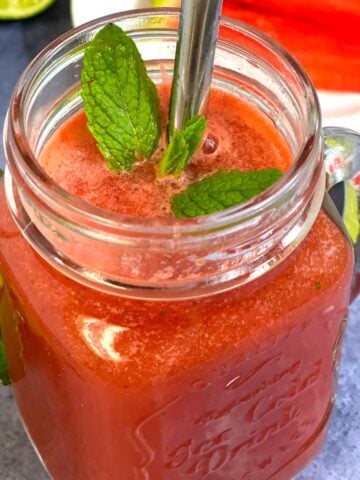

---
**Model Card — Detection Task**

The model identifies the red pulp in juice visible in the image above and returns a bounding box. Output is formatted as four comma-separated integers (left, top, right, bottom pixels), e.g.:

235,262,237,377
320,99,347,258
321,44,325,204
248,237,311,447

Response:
0,87,353,479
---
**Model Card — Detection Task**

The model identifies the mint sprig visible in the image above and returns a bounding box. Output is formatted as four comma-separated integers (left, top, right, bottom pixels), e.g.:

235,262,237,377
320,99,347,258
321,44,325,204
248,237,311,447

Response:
171,168,283,218
159,116,207,177
80,25,282,218
81,24,161,172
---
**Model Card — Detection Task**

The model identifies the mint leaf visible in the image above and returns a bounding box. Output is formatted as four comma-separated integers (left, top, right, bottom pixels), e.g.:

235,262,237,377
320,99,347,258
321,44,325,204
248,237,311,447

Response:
81,24,161,172
171,168,283,218
159,116,207,177
0,341,10,386
183,116,207,159
159,131,189,177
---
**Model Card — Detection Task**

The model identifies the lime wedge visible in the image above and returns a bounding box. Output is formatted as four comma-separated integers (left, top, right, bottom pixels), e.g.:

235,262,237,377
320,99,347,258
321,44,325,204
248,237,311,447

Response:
0,0,54,20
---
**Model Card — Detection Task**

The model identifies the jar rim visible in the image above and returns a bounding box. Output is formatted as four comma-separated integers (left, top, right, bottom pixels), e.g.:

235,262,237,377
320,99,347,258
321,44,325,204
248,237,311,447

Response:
7,7,321,237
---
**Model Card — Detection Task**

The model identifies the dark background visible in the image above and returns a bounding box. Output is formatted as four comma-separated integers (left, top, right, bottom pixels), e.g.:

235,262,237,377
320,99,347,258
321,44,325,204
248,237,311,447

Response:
0,1,359,478
0,0,71,167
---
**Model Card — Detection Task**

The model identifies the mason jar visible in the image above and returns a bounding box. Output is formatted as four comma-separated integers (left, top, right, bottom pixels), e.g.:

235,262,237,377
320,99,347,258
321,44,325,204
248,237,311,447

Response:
1,9,360,480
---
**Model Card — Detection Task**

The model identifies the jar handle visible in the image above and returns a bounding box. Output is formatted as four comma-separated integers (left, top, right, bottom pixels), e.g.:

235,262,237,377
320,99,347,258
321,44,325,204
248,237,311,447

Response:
323,127,360,301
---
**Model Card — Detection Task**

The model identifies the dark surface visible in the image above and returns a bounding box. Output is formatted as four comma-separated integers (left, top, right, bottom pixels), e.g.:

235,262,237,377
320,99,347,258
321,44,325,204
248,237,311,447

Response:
0,0,71,166
0,2,360,478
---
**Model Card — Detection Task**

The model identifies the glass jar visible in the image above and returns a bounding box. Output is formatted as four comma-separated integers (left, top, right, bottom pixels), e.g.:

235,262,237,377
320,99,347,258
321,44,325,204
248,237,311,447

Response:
1,9,360,480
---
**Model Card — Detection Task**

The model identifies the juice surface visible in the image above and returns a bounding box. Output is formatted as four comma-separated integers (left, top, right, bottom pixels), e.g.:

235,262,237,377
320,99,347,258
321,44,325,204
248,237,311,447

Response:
39,86,292,217
0,85,353,479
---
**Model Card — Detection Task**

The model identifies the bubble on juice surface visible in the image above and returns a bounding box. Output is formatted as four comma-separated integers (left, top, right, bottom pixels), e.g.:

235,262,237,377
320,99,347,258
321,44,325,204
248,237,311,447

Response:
202,134,219,154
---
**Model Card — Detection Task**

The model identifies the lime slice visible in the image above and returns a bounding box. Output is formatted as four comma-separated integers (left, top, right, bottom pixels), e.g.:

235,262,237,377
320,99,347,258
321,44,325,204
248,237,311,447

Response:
0,0,54,20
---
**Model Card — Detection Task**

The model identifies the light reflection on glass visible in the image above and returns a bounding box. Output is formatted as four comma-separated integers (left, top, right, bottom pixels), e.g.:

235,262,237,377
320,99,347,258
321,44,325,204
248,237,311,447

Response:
78,315,128,362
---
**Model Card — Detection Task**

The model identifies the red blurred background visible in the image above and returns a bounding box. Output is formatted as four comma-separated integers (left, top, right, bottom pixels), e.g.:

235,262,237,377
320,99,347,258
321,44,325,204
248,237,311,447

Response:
222,0,360,91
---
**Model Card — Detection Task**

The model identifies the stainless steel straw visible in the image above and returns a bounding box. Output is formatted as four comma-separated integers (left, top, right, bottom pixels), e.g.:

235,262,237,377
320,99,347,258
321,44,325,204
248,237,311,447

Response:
167,0,223,140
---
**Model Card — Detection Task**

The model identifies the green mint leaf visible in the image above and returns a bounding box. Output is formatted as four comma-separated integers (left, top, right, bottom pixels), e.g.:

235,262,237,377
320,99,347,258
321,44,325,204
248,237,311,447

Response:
0,341,10,386
183,116,207,159
159,116,207,177
81,24,161,172
171,168,283,218
159,131,189,177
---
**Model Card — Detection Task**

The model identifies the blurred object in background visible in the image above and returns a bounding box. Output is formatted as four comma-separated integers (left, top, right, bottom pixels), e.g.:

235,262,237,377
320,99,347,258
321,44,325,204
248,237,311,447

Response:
72,0,153,26
0,0,55,20
222,0,360,92
72,0,360,92
318,92,360,131
223,0,360,132
71,0,360,131
71,0,178,26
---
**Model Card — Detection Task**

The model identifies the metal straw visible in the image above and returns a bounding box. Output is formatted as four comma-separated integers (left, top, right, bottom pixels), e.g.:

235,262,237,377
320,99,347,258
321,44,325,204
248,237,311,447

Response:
167,0,223,140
